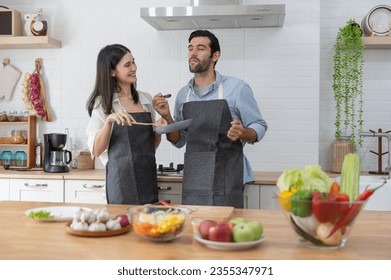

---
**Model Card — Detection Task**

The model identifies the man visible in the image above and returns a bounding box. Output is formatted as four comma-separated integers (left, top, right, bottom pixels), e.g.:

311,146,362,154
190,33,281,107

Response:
153,30,267,208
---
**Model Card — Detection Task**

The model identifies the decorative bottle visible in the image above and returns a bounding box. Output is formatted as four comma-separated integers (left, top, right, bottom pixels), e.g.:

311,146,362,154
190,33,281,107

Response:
35,137,43,168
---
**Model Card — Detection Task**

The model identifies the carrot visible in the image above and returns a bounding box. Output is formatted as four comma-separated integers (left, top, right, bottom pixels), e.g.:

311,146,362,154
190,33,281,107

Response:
330,182,340,193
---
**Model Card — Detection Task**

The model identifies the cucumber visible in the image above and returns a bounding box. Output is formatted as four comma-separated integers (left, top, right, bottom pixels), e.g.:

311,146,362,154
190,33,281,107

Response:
340,153,361,201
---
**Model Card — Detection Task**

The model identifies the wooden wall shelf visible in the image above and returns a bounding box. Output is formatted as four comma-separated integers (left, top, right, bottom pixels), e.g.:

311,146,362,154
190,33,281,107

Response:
362,36,391,49
0,36,61,49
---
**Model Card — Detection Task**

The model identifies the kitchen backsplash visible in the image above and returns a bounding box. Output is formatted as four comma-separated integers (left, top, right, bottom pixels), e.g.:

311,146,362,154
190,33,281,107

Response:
0,0,390,173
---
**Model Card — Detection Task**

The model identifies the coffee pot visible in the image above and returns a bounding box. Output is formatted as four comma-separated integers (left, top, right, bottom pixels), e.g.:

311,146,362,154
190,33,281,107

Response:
43,133,72,173
50,150,72,166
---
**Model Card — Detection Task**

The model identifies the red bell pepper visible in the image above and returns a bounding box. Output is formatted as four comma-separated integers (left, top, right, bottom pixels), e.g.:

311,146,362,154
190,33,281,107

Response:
311,192,340,223
335,193,350,215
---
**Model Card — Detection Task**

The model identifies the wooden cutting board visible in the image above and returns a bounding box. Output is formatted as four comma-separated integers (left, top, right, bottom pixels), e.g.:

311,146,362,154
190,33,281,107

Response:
187,205,234,221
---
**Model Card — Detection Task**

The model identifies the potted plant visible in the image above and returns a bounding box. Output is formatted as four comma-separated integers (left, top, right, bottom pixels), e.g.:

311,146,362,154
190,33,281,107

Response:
331,19,364,172
332,19,364,146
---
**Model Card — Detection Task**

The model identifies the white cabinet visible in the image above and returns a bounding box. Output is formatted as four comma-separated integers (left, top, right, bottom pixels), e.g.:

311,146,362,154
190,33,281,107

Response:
260,185,279,210
158,182,182,204
243,185,260,209
0,179,10,200
9,179,63,202
64,180,106,204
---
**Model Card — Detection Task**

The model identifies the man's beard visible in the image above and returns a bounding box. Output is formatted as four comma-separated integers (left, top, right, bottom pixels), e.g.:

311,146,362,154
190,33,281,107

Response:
189,56,213,73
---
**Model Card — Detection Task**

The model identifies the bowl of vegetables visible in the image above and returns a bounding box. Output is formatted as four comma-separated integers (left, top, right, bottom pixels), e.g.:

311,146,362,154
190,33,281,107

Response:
276,155,384,249
278,191,367,249
128,205,189,242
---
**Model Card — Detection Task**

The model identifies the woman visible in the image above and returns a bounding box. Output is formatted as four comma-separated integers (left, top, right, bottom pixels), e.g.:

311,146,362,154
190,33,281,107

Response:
86,44,163,205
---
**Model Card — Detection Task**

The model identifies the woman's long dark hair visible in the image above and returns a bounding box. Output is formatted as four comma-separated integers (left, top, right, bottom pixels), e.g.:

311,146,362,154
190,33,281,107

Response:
87,44,139,116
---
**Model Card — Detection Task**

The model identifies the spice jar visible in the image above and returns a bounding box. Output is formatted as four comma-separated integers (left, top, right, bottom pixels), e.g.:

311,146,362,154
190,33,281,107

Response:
1,151,13,166
0,111,7,122
14,151,27,167
19,110,30,122
7,110,19,122
10,130,26,144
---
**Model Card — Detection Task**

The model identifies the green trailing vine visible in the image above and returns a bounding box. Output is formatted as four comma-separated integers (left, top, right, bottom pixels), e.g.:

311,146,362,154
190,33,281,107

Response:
332,19,364,147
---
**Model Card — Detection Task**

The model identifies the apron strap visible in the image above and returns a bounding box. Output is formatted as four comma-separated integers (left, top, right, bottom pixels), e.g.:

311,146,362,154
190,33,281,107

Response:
186,82,223,102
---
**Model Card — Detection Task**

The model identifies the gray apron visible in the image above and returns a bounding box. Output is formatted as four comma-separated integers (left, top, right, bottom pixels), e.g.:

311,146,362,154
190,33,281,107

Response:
182,84,244,208
106,112,158,205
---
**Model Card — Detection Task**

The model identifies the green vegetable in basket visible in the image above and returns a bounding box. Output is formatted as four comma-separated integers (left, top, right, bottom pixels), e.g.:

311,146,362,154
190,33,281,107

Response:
340,153,361,201
290,189,313,217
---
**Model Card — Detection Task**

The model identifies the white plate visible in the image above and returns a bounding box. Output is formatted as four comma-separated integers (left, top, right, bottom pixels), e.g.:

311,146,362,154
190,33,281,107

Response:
194,232,266,251
25,206,92,222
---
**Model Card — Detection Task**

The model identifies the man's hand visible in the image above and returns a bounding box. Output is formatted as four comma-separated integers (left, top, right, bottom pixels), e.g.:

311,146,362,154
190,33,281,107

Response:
227,120,257,142
152,93,171,119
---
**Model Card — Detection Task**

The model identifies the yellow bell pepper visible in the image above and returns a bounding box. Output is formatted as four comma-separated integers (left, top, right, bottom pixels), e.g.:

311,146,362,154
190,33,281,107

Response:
278,188,297,212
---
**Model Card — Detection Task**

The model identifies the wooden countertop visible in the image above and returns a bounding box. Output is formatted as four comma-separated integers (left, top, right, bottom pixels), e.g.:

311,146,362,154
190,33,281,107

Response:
0,169,283,184
0,168,350,184
1,201,390,260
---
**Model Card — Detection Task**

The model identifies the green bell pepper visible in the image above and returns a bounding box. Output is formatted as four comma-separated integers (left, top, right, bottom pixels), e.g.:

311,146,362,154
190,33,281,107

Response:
290,189,313,217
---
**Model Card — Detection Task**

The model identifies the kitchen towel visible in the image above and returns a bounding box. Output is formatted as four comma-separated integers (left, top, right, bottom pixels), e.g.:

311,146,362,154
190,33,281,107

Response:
0,64,22,100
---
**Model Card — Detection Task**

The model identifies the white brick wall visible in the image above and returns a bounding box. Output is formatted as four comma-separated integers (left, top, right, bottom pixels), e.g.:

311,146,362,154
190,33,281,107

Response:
2,0,388,173
320,0,391,173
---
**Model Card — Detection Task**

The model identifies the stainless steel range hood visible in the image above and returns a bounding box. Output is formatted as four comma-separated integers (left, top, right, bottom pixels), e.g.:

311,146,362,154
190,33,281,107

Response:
140,0,285,30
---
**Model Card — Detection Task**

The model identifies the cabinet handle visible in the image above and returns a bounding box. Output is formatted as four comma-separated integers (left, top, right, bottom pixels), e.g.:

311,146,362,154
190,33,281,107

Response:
158,186,172,191
24,183,48,188
83,184,105,189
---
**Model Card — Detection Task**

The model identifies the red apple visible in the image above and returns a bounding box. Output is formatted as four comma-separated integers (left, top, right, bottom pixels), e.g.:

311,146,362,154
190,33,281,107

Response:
199,219,217,239
208,222,233,242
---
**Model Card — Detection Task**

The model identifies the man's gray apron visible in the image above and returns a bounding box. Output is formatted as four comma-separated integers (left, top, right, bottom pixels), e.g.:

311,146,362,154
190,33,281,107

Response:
106,112,158,205
182,83,244,208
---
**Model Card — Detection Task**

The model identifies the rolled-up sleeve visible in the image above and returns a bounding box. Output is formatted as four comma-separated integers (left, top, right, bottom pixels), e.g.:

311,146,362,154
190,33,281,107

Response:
236,84,268,143
86,105,110,165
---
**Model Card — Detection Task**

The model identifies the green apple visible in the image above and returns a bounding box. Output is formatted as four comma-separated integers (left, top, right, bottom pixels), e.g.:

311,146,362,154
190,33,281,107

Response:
232,223,255,242
229,217,247,226
247,221,263,240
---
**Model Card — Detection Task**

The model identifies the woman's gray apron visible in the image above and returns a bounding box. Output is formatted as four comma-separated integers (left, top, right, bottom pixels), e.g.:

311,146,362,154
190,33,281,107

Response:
106,112,158,205
182,83,244,208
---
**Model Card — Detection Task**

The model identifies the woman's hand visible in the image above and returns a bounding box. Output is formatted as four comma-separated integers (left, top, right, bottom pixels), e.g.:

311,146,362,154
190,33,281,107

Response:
106,111,136,126
152,93,171,118
155,118,168,127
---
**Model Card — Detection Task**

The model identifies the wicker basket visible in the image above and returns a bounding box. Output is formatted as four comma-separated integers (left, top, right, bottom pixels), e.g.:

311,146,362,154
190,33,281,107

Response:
76,151,94,170
331,138,356,173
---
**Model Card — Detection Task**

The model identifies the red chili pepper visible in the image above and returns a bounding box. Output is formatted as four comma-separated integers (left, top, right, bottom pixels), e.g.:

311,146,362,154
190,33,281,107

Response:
312,192,339,223
326,182,386,238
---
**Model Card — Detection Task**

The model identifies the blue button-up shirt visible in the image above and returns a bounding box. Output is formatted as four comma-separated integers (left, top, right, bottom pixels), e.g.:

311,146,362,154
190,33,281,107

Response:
172,71,268,184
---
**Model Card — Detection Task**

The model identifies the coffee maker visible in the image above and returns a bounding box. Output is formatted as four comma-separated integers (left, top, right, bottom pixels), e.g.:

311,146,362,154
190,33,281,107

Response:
43,133,72,173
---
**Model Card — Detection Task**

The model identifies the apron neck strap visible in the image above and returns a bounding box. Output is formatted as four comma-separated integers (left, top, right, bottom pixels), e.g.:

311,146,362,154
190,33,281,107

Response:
187,82,223,102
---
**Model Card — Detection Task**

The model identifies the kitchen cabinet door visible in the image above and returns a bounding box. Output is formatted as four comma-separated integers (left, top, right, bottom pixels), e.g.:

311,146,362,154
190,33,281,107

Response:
243,185,260,209
158,182,182,204
9,179,63,202
64,180,106,204
260,185,279,210
0,179,10,200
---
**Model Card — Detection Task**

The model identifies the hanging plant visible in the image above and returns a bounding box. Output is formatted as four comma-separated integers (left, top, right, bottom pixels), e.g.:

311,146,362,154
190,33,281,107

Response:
332,19,364,146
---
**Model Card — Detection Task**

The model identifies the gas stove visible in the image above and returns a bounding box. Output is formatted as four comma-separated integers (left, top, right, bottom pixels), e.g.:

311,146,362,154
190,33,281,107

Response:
157,162,184,177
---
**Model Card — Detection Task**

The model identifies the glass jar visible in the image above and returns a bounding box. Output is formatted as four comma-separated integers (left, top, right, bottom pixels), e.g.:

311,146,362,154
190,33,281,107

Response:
10,130,26,144
14,151,27,167
1,151,13,166
7,110,19,122
0,110,7,122
19,110,30,122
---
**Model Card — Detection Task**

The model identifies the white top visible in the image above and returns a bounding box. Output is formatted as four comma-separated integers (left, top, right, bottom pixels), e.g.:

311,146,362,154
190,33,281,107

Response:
86,91,156,166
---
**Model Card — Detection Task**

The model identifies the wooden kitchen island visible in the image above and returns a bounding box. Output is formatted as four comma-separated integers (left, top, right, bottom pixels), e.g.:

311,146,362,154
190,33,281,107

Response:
0,201,390,260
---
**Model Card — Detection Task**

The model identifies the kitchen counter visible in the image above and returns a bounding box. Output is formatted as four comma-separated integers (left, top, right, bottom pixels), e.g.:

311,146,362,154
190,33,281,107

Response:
0,169,284,184
1,200,390,260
